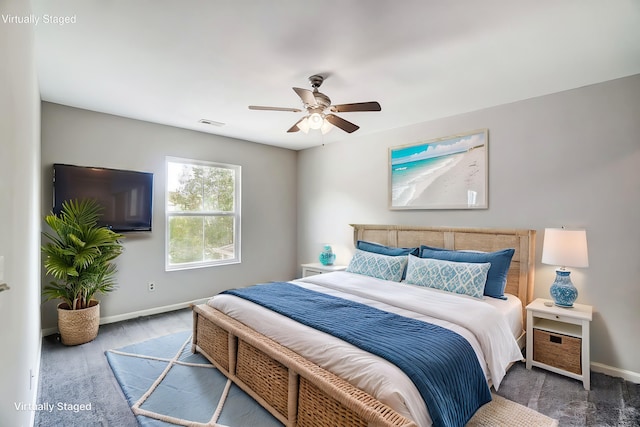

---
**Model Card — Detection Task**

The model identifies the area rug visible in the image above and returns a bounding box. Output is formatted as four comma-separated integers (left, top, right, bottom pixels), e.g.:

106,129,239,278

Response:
107,331,558,427
468,393,558,427
105,330,282,427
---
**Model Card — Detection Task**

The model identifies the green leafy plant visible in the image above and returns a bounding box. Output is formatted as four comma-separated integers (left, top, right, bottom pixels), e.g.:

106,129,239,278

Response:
42,199,124,310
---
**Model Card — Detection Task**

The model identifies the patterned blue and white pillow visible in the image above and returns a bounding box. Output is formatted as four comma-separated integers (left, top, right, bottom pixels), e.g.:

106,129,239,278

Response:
346,249,408,282
419,245,514,299
405,255,490,299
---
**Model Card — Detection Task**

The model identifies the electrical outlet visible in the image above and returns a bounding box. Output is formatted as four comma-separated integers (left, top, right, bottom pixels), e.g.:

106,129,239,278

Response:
148,282,155,292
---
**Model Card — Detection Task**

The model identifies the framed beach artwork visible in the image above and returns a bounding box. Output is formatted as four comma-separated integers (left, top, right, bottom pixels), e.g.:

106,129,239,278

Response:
389,129,488,210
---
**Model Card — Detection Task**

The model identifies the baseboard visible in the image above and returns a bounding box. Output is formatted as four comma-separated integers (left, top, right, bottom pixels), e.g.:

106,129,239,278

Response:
591,362,640,384
41,297,211,337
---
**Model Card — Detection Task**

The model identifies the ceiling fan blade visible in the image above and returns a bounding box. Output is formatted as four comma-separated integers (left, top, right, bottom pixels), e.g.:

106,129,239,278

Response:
331,101,381,113
325,114,359,133
292,87,317,107
249,105,302,113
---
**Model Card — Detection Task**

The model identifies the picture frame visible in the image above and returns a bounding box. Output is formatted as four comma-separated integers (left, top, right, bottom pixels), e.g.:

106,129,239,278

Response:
389,129,488,210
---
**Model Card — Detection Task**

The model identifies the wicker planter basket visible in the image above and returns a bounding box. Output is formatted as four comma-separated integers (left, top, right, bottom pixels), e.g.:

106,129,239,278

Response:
57,300,100,346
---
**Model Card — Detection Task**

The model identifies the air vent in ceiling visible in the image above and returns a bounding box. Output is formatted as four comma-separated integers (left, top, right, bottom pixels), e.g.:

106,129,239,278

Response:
198,119,225,127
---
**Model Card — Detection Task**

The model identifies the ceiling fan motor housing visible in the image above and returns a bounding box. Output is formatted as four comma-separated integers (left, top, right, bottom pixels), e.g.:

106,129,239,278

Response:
305,75,331,109
308,74,324,88
312,92,331,109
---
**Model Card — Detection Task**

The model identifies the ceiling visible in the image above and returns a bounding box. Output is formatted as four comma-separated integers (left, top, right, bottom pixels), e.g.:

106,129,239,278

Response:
32,1,640,150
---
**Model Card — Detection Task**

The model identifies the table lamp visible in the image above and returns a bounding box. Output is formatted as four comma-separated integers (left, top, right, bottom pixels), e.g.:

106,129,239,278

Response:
541,228,589,307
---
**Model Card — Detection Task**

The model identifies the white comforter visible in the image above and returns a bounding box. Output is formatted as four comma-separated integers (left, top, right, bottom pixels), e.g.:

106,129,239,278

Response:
208,271,523,427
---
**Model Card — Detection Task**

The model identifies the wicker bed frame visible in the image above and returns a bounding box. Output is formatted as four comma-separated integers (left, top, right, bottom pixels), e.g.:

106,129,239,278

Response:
192,225,536,427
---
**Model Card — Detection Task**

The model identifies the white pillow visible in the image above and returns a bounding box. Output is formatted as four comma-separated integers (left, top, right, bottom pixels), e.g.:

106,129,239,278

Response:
346,249,408,282
405,254,490,299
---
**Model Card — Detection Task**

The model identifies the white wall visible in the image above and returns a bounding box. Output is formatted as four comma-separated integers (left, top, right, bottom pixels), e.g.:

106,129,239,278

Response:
41,103,298,329
297,74,640,379
0,0,42,425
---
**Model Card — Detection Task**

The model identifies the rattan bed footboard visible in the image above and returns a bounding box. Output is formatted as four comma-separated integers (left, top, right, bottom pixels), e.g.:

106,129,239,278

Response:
192,303,417,427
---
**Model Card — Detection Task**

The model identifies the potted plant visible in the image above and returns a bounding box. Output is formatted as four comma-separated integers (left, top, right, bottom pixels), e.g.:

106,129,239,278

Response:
42,199,124,345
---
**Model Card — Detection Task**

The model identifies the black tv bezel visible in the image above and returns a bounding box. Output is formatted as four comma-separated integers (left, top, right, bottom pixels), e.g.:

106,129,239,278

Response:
52,163,154,233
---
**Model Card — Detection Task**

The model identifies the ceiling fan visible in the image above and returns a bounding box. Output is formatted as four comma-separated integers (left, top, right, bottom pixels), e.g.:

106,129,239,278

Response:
249,75,381,134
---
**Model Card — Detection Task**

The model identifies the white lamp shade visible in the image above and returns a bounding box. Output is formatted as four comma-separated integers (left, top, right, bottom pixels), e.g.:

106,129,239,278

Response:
541,228,589,268
308,113,323,130
320,119,334,135
296,117,310,134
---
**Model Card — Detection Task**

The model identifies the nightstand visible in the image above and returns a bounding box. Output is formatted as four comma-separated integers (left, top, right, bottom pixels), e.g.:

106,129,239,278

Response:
526,298,593,390
301,263,347,278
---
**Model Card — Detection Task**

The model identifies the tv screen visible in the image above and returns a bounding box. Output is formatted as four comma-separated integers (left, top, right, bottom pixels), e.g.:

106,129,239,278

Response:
53,163,153,232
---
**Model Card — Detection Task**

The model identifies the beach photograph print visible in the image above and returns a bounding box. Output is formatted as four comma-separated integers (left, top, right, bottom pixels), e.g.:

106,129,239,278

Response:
389,129,488,209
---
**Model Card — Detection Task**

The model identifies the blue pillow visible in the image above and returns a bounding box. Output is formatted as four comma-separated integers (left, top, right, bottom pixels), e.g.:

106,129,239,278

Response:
419,245,515,299
357,241,420,257
346,249,408,282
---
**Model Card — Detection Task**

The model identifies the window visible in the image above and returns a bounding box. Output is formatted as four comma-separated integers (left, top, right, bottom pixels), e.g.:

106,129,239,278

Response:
166,157,241,270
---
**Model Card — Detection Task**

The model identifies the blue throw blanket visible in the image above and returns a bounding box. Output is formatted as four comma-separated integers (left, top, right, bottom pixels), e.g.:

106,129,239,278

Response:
222,282,491,427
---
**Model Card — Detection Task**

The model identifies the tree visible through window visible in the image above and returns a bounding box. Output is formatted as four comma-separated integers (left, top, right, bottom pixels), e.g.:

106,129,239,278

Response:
166,157,240,270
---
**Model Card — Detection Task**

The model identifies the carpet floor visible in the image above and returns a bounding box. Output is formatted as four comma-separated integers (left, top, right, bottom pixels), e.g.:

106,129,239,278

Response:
35,308,640,426
107,330,557,427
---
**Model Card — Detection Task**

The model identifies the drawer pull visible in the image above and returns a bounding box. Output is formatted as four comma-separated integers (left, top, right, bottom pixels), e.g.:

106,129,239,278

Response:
555,315,559,319
550,335,562,344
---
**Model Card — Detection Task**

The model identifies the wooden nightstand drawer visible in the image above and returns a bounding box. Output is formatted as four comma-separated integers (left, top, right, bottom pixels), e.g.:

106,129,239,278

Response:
533,329,581,374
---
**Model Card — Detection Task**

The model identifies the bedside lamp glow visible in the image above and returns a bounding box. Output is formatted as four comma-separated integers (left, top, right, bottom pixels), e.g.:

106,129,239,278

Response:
541,228,589,307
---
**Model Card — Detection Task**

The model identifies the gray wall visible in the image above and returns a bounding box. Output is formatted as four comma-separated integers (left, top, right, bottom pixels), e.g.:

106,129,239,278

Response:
0,0,42,424
297,74,640,378
38,75,640,379
41,103,298,329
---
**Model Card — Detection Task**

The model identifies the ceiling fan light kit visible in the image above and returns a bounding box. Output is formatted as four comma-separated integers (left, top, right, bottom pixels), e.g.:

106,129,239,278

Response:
308,112,324,129
295,117,310,134
249,74,381,135
320,119,333,135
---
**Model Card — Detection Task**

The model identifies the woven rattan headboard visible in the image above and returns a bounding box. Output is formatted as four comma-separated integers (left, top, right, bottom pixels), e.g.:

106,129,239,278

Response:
351,224,536,330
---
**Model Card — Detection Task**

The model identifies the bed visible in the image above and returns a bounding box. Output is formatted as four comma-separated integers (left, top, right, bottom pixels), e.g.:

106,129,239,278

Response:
192,225,536,427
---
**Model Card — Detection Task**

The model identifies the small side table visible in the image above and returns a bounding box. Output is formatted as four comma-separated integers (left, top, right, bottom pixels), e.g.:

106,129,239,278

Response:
526,298,593,390
301,263,347,278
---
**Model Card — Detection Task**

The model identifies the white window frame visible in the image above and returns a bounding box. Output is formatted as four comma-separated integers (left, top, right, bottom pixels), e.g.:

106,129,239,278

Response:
165,156,241,271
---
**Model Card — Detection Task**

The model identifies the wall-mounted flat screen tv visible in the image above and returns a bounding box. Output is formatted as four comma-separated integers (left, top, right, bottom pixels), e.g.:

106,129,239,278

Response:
53,163,154,232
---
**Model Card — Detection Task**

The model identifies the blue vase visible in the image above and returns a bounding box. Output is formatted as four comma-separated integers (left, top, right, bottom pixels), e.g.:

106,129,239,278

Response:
319,245,336,266
550,269,577,307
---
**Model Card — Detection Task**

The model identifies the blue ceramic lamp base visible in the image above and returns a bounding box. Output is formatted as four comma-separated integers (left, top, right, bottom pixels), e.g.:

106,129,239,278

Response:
319,245,336,266
550,269,577,307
